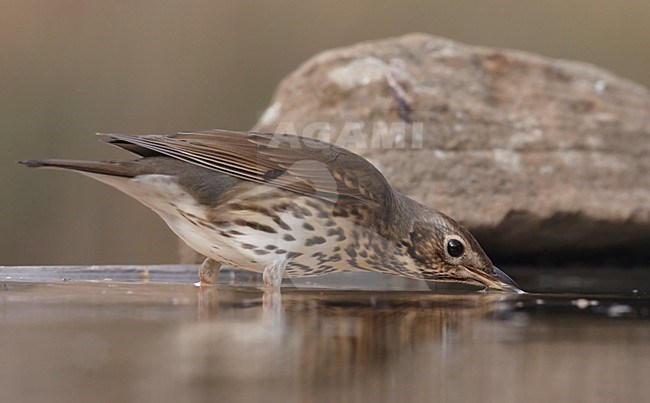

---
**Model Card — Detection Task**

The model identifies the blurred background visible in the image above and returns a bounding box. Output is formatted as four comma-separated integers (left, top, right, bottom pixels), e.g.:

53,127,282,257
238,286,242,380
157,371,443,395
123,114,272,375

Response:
2,0,649,265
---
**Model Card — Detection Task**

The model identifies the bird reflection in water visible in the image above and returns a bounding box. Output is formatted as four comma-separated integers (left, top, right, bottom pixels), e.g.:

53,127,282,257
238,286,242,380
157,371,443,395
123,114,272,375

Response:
178,284,516,401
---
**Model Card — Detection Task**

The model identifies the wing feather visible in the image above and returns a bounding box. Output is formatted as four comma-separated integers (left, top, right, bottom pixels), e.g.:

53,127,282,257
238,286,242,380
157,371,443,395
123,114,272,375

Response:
101,129,393,206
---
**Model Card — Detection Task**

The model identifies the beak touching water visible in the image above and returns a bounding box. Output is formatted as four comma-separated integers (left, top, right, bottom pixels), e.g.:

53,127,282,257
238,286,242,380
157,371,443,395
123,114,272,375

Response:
465,265,524,293
490,266,524,293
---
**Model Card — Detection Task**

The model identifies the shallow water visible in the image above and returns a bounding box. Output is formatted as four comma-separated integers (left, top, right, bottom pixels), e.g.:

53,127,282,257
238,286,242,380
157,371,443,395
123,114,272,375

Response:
1,265,649,403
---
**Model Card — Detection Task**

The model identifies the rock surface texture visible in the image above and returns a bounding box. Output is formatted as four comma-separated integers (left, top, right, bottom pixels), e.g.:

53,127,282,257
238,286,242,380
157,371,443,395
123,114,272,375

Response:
183,34,650,264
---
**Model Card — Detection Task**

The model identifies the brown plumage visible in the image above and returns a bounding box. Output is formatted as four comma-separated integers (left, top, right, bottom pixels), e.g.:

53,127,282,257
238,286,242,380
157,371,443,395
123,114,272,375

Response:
20,129,522,292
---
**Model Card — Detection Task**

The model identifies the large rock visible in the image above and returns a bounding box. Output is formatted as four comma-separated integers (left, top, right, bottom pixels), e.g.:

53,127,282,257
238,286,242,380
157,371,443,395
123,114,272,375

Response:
182,34,650,264
255,34,650,263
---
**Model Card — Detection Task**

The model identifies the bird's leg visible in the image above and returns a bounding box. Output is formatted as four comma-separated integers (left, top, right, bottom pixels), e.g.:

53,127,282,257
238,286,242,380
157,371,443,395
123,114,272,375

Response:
262,258,287,289
197,257,221,286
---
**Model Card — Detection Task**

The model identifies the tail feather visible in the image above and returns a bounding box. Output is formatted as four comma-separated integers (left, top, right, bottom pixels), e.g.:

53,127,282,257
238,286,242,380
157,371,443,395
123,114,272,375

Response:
18,159,136,178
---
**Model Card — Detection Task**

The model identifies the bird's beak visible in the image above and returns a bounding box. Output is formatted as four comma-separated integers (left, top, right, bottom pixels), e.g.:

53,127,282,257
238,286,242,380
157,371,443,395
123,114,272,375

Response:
465,265,524,293
491,266,524,293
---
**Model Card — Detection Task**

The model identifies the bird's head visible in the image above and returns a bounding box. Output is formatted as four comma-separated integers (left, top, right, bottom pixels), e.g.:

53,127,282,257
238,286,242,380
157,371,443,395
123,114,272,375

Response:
402,209,522,293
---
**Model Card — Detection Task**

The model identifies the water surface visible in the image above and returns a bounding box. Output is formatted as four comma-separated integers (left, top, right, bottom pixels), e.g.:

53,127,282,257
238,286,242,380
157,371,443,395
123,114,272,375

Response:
1,265,648,403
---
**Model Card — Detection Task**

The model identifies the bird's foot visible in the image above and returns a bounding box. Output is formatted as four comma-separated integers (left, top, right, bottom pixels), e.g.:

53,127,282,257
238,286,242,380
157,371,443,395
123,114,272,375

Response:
195,257,221,286
262,258,287,289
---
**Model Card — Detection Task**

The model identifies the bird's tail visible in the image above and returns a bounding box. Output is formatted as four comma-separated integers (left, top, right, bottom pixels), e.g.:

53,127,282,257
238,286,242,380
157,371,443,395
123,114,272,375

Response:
18,159,136,178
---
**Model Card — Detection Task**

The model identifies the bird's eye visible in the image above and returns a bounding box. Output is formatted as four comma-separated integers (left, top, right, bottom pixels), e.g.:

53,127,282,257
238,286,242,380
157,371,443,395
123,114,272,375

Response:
446,238,465,257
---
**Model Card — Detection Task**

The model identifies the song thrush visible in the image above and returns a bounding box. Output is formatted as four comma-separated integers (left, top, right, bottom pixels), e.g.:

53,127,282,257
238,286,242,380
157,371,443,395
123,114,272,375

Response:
20,129,521,292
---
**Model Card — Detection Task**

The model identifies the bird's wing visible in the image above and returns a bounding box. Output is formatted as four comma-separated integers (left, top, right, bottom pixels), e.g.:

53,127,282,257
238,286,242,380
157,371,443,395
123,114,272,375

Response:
101,129,393,206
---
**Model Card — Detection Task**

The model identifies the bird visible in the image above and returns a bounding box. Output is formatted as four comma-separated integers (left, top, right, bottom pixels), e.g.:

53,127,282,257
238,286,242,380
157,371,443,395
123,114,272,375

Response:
20,129,521,292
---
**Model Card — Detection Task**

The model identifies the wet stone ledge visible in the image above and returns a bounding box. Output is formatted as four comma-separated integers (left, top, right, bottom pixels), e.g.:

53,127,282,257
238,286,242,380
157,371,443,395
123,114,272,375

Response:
1,265,649,294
